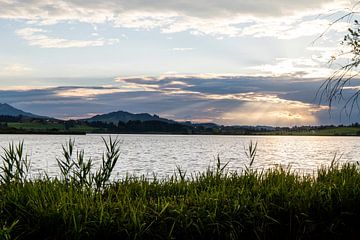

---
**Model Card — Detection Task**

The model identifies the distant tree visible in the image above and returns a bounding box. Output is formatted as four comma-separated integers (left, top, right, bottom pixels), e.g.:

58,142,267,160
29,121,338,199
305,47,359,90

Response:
64,120,75,130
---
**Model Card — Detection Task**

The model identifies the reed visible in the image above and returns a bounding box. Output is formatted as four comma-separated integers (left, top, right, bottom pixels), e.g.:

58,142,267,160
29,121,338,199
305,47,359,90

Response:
56,137,121,190
0,141,29,184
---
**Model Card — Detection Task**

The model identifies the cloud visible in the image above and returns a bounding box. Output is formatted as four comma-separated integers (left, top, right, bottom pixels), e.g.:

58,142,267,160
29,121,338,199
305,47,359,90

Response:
16,27,120,48
115,73,321,97
240,19,349,39
171,47,194,51
1,74,358,125
307,43,355,63
0,0,353,39
1,63,32,75
0,0,350,21
248,57,334,78
54,87,127,98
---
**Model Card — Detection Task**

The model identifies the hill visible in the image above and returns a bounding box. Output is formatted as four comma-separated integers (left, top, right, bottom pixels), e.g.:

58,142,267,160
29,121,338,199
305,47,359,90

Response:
0,103,47,118
83,110,176,125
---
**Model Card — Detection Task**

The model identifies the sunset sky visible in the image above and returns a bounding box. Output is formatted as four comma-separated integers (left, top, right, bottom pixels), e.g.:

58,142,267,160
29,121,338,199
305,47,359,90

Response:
0,0,359,126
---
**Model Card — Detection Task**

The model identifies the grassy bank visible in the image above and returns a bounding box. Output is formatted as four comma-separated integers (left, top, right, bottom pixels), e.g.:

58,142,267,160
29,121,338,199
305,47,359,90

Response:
257,126,360,136
1,140,360,239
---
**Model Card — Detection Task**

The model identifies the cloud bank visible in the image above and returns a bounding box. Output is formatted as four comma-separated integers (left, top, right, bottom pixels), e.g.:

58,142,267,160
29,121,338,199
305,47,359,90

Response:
2,75,359,126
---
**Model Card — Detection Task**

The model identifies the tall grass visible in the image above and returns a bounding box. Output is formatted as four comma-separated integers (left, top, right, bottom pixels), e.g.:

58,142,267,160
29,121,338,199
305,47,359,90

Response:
0,139,360,239
0,141,30,184
56,137,121,190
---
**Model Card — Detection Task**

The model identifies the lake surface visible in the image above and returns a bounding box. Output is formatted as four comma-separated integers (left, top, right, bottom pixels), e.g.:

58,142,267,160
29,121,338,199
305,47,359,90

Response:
0,134,359,179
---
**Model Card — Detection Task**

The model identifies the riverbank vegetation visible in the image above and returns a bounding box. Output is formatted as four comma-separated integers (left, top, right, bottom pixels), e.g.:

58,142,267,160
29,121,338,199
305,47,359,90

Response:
1,139,360,239
1,115,360,136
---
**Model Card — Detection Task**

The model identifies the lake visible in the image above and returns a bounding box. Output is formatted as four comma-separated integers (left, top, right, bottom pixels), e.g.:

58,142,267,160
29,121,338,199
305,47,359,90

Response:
0,134,359,179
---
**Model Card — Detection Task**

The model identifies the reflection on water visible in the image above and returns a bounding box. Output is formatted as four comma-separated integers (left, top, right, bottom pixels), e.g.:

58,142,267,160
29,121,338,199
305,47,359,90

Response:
0,134,359,178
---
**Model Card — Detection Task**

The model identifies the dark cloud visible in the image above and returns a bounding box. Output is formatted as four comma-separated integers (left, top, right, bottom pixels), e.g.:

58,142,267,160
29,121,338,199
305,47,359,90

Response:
1,76,359,125
119,75,323,103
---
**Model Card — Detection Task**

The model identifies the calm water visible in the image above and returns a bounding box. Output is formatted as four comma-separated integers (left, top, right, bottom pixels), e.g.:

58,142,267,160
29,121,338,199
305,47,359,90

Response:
0,134,359,178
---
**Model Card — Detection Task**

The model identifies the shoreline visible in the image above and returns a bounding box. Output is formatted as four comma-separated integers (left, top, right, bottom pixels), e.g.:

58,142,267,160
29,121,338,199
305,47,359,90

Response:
0,131,359,136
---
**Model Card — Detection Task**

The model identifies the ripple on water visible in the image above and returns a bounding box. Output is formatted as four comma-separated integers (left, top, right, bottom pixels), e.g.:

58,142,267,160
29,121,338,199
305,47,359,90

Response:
0,134,358,178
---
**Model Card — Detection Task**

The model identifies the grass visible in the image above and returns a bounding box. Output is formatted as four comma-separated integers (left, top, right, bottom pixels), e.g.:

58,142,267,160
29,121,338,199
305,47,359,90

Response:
258,127,360,136
4,122,97,133
0,140,360,239
8,122,64,130
315,127,360,136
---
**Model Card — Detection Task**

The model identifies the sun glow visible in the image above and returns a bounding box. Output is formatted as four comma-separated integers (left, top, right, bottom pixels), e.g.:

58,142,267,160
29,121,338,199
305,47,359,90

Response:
221,102,323,127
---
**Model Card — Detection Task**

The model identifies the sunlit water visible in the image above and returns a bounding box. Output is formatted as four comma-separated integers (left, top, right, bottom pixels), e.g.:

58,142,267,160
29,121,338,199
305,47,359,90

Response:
0,134,359,179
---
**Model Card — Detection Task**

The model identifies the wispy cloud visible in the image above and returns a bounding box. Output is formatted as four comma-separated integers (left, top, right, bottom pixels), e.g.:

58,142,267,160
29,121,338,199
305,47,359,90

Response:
0,63,33,76
240,19,349,39
0,0,352,39
55,87,127,98
248,57,333,78
171,47,194,51
16,27,120,48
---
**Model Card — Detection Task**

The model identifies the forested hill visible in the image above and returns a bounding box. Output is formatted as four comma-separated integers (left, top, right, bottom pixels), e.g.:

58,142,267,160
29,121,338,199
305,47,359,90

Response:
82,110,176,125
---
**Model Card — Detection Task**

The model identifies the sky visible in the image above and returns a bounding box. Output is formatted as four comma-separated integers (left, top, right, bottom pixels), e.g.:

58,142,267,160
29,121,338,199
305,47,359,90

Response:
0,0,360,126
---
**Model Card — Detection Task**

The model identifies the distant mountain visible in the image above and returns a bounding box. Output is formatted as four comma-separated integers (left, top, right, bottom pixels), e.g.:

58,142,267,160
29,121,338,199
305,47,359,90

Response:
0,103,47,119
83,110,177,125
